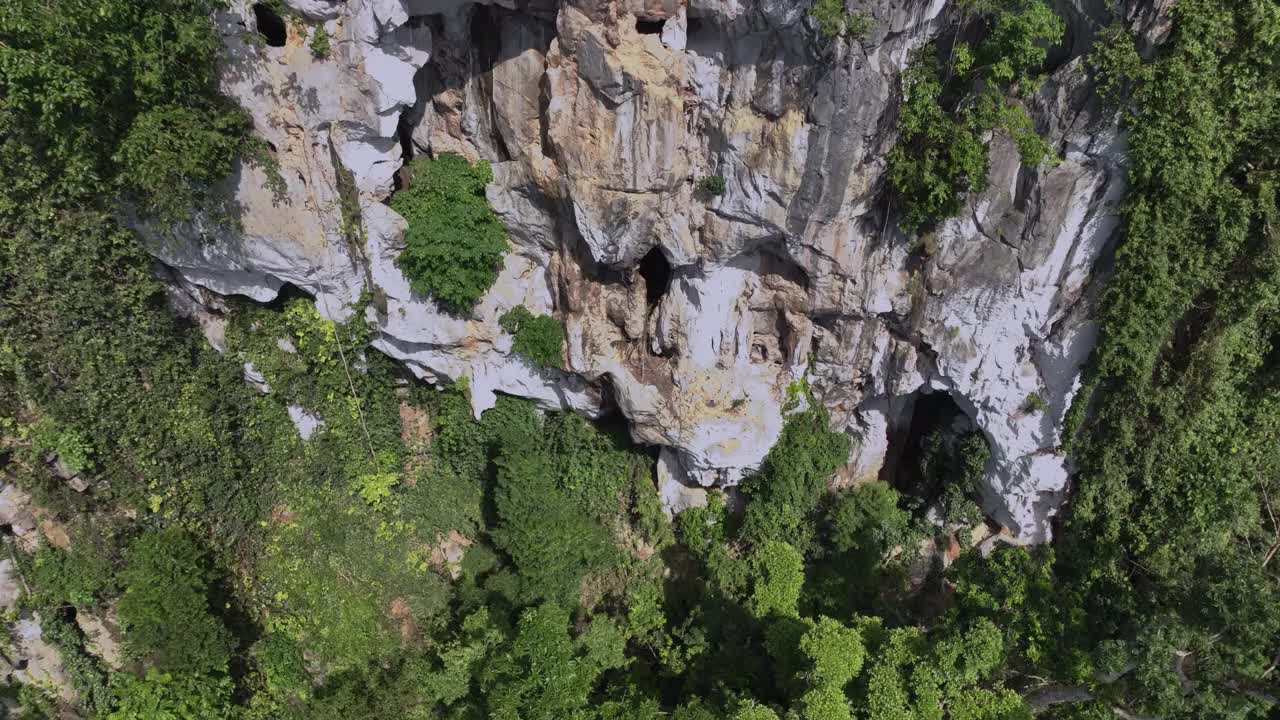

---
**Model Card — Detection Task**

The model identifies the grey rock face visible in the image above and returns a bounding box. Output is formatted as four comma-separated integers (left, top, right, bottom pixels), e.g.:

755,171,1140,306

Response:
144,0,1137,540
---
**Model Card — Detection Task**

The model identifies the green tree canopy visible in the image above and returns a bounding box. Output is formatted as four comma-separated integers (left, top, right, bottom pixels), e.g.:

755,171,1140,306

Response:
117,528,232,674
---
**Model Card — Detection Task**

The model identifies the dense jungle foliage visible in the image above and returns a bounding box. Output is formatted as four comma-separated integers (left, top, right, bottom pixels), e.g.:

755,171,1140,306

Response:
0,0,1277,718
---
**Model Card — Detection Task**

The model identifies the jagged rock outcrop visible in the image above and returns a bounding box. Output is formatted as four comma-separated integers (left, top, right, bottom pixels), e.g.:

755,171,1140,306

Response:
147,0,1139,540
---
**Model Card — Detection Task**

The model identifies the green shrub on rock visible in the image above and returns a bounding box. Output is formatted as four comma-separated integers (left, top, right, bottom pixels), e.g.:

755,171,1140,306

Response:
500,305,565,369
391,154,508,312
696,175,727,196
309,26,331,59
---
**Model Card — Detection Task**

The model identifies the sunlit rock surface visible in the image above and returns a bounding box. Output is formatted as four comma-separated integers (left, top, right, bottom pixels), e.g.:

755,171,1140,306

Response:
146,0,1132,541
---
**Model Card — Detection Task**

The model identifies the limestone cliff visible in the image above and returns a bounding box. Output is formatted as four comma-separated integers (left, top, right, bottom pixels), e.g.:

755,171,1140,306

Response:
146,0,1158,541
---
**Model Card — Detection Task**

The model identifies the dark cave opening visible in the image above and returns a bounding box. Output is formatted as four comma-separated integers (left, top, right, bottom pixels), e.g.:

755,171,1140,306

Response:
252,4,287,48
635,17,666,35
262,283,315,313
638,247,672,307
881,391,977,508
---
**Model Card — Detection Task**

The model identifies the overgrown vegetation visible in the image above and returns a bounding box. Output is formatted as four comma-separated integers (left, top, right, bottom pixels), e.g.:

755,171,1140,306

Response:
887,0,1063,232
0,0,258,222
499,305,566,369
391,154,509,313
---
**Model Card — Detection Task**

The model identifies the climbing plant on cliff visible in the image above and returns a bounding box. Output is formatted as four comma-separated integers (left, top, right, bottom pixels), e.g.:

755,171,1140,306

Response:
391,154,509,312
887,0,1063,231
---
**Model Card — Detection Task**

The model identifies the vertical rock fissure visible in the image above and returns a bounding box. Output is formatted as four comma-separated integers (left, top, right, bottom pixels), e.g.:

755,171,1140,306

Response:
470,5,512,162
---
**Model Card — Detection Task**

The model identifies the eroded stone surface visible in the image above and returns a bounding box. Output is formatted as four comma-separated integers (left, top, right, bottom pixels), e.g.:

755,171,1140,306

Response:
142,0,1137,540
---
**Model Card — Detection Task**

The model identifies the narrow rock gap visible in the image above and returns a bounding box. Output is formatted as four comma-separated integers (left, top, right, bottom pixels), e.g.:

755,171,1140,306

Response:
538,68,557,161
470,5,512,162
252,3,287,47
397,113,416,164
0,524,13,537
638,247,671,307
635,17,666,35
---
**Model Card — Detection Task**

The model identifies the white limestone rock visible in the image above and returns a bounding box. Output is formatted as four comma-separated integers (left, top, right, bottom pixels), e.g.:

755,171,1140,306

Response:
287,404,326,440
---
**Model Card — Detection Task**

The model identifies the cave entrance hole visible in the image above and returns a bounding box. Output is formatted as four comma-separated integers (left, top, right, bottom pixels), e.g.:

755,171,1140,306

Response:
638,247,672,307
881,390,977,508
635,17,666,35
252,4,287,47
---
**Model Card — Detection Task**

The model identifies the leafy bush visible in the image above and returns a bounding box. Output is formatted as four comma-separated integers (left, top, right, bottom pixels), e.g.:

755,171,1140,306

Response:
696,175,727,195
749,541,805,619
115,105,250,221
500,305,565,369
309,26,331,59
916,429,989,529
107,670,236,720
826,481,913,560
490,413,621,605
391,155,508,312
479,604,628,719
26,417,94,475
886,56,991,231
24,544,114,610
857,620,1024,720
1022,392,1047,414
116,528,232,674
0,0,249,214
